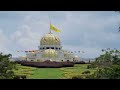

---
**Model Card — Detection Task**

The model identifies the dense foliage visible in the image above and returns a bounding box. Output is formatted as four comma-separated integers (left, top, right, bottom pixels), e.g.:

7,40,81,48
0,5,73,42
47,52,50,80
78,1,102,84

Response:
88,49,120,68
0,53,16,79
71,48,120,79
91,65,120,79
87,49,120,79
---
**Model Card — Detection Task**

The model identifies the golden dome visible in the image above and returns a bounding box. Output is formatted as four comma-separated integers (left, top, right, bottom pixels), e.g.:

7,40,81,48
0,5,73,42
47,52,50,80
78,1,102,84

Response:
73,56,80,60
40,33,60,45
64,52,71,57
74,56,79,59
42,49,58,58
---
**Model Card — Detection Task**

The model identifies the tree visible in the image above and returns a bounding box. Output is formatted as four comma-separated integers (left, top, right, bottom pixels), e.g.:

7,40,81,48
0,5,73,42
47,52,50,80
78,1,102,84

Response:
88,48,120,69
87,48,120,79
0,53,16,79
90,65,120,79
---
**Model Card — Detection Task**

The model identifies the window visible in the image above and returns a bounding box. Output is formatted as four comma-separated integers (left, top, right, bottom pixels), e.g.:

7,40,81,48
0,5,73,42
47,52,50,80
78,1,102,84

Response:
56,47,58,50
51,47,54,49
43,48,44,49
46,47,50,49
67,60,69,62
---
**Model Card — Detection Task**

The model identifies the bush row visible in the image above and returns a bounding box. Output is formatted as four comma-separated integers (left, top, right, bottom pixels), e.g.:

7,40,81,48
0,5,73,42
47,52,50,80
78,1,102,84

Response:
15,60,74,68
74,61,86,64
13,75,26,79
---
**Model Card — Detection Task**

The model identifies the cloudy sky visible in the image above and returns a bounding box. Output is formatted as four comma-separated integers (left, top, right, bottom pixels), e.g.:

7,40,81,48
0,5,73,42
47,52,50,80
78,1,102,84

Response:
0,11,120,58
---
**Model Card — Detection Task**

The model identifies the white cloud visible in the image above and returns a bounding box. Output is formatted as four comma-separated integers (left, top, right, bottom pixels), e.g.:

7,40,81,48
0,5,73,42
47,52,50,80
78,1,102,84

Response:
11,25,40,50
0,11,120,58
0,29,11,54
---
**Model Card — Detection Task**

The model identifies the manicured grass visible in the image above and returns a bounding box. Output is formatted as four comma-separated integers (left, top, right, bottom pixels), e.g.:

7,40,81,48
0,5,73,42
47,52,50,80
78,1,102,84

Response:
13,64,36,78
13,64,97,79
60,64,97,79
28,68,64,79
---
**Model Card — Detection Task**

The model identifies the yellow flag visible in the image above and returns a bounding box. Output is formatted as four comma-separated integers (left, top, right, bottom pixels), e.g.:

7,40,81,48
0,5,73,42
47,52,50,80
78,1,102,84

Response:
50,24,61,33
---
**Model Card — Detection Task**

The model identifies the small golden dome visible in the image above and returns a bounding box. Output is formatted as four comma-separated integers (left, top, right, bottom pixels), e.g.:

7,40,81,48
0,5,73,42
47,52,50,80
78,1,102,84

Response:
40,33,60,45
42,49,58,58
64,52,71,57
74,56,80,60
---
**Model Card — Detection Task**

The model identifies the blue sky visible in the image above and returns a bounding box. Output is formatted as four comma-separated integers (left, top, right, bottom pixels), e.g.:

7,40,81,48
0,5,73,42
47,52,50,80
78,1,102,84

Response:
0,11,120,58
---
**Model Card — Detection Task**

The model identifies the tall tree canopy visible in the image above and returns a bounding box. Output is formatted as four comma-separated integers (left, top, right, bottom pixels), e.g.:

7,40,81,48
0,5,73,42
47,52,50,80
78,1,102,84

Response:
0,53,16,79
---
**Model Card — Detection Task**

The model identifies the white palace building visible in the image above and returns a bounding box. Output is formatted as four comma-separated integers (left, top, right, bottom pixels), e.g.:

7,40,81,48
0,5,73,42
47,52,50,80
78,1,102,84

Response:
17,24,80,62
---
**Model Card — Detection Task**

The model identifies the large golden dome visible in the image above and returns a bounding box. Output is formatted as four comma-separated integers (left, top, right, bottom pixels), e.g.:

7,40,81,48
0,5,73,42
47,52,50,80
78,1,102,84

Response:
42,49,58,58
40,33,61,45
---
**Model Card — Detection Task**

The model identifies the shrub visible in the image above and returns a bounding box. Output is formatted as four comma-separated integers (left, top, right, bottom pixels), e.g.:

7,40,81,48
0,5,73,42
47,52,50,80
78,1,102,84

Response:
87,64,96,69
84,74,95,79
74,61,86,64
72,76,84,79
13,75,21,79
92,65,120,79
13,75,27,79
82,71,90,74
21,75,26,79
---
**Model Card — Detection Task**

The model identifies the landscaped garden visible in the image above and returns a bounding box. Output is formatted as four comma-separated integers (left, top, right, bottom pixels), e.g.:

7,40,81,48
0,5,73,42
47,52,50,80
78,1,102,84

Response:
13,64,96,79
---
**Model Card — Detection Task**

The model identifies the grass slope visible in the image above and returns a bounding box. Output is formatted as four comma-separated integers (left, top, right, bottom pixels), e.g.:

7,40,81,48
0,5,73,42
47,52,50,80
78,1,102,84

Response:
28,68,64,79
60,64,96,79
13,64,96,79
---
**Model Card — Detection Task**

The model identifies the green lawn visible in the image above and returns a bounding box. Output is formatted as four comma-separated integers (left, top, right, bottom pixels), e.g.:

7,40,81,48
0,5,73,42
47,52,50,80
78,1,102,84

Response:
13,64,96,79
28,68,64,79
60,64,97,79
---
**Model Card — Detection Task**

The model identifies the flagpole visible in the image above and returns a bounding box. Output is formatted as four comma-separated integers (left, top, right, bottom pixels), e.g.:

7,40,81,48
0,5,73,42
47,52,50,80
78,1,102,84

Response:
49,16,52,34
